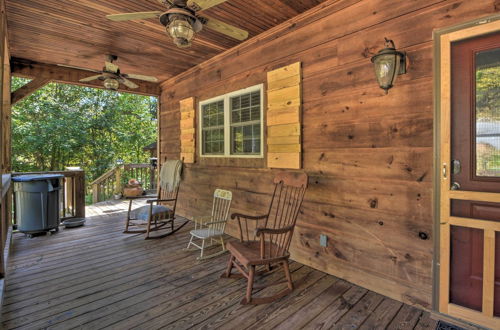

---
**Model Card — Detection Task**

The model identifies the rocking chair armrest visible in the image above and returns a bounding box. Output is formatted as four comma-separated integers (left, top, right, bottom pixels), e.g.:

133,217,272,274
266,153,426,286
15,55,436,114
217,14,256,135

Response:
146,198,176,203
255,225,295,237
230,213,268,221
126,194,156,200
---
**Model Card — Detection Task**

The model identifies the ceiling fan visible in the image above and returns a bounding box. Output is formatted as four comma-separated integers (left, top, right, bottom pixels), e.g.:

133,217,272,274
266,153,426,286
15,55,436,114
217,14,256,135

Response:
106,0,249,48
78,55,159,90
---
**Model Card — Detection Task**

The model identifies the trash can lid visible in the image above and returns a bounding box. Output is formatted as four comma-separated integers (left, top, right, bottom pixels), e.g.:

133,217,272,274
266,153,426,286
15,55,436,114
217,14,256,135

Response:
12,174,64,182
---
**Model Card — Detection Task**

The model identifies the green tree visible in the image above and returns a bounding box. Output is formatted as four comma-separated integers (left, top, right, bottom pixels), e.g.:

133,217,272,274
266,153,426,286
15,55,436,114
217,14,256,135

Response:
11,78,157,183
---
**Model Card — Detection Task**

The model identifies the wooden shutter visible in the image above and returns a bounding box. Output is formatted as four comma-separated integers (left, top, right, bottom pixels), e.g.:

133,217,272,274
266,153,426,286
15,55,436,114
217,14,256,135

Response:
266,62,302,169
179,97,195,163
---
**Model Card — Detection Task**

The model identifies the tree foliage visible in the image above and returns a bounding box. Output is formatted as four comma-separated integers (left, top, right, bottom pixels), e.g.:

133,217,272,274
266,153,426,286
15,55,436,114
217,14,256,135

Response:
11,77,157,182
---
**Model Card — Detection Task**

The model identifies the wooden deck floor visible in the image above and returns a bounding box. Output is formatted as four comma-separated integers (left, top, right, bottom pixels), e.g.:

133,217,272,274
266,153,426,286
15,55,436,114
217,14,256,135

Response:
2,200,438,330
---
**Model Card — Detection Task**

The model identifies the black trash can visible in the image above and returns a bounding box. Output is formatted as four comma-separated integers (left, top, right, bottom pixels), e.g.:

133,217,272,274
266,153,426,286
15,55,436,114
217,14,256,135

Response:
13,174,64,235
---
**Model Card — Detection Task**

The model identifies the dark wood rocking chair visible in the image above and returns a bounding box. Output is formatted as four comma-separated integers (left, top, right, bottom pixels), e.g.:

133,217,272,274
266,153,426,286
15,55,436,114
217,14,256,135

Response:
124,159,188,239
222,171,308,304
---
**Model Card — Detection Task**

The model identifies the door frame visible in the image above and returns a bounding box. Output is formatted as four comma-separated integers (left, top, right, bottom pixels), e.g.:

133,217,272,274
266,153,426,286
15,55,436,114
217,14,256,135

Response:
433,14,500,328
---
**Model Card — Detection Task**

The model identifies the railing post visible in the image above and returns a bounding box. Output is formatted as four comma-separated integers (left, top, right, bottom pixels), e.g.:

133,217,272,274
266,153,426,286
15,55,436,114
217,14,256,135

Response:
150,165,155,191
115,166,122,196
92,183,99,204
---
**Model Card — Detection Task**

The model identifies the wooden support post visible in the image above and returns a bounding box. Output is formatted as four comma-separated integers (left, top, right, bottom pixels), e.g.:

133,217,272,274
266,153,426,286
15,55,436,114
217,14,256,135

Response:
74,171,85,218
115,166,122,195
11,78,51,105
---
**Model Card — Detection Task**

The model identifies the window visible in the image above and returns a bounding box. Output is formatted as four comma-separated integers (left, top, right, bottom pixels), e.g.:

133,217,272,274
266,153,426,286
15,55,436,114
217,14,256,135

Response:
199,85,263,157
201,100,224,155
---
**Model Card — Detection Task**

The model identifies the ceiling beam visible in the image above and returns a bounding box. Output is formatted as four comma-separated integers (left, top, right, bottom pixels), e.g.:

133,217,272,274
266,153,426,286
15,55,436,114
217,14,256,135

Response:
11,58,161,96
11,78,51,105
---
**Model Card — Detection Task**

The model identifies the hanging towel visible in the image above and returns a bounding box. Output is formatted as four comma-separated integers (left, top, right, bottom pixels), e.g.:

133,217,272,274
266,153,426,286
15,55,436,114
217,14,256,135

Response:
159,159,182,193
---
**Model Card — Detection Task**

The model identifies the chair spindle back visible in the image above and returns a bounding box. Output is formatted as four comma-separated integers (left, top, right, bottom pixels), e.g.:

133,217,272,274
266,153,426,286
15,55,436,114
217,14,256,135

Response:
266,172,307,258
210,189,232,233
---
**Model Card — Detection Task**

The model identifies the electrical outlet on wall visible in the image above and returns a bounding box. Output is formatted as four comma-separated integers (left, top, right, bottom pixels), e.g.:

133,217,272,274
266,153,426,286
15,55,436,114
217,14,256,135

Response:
320,234,328,247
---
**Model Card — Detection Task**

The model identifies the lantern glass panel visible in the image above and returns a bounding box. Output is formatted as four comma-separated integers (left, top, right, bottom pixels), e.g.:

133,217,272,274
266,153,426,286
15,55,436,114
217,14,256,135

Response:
373,53,401,90
168,19,194,42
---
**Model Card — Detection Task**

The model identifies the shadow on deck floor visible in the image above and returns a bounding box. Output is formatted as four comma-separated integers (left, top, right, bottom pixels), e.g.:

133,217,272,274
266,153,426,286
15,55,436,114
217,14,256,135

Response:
2,199,437,329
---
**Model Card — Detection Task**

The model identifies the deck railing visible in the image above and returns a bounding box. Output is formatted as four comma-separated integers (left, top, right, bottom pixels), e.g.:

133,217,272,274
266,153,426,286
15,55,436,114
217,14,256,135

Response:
0,174,12,281
90,163,156,204
12,170,86,221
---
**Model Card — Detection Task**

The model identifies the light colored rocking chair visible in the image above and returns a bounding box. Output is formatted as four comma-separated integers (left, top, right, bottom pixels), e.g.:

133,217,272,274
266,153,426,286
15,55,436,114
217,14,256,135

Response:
124,159,188,239
186,189,232,260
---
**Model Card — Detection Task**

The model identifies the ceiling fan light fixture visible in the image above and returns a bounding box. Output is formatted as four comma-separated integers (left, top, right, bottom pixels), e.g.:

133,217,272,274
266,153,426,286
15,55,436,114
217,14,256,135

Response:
167,16,194,48
103,78,120,90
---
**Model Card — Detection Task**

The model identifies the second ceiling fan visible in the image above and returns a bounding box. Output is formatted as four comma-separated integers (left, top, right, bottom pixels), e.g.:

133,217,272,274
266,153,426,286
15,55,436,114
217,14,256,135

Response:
106,0,249,48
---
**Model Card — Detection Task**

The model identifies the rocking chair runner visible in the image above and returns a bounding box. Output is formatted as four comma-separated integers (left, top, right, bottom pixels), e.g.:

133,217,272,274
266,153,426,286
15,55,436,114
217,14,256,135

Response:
124,159,188,239
222,171,308,305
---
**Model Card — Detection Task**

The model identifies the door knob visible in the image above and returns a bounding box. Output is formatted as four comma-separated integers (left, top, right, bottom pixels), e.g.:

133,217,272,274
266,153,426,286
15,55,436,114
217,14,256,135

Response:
451,182,461,190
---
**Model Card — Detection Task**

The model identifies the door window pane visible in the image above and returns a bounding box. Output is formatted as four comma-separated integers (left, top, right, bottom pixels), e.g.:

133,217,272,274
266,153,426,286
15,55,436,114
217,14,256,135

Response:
475,47,500,176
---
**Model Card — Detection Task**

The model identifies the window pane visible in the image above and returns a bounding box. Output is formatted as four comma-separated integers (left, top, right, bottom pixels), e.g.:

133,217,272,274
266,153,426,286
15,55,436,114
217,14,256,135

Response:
251,106,260,121
475,47,500,177
243,125,252,138
241,94,250,108
251,91,260,106
243,140,253,153
232,110,240,123
253,124,260,136
253,138,261,153
241,108,251,122
230,90,261,155
231,96,240,109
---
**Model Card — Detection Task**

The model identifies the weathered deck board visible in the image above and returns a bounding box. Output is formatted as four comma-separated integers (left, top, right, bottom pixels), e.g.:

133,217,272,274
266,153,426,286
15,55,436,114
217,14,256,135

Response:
2,200,435,329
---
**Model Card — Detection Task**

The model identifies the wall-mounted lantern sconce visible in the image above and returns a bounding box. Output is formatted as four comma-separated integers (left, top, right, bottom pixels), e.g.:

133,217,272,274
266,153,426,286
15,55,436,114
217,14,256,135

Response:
371,38,407,94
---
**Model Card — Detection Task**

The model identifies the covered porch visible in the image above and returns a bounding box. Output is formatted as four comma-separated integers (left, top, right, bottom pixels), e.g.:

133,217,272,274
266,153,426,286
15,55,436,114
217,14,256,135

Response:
2,200,437,329
0,0,499,329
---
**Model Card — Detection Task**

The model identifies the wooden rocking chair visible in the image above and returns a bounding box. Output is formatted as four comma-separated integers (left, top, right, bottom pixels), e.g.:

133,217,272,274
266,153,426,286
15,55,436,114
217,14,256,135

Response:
124,159,188,239
222,171,308,304
186,189,232,260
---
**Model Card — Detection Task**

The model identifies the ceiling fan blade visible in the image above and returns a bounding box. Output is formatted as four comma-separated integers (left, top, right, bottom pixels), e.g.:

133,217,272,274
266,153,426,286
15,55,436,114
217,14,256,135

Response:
57,64,101,73
122,73,159,82
80,75,104,83
105,61,120,73
120,78,139,89
202,16,248,41
187,0,227,11
106,11,162,22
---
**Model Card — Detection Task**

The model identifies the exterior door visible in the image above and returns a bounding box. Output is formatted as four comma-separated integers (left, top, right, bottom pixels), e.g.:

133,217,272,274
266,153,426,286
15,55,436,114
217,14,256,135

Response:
438,20,500,329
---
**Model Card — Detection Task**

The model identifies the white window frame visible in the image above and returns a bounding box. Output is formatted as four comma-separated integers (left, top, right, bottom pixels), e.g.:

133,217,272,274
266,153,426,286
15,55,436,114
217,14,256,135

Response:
199,84,264,158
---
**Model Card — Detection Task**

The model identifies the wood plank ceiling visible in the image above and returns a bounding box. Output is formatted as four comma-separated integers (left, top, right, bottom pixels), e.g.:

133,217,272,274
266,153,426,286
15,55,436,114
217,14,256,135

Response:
5,0,326,82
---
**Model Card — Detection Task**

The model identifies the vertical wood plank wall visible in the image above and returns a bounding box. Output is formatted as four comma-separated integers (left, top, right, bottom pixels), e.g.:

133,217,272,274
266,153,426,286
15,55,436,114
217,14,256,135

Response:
159,0,500,308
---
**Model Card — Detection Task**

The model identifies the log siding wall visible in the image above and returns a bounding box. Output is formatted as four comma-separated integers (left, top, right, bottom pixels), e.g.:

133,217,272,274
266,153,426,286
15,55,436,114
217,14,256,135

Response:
159,0,500,308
